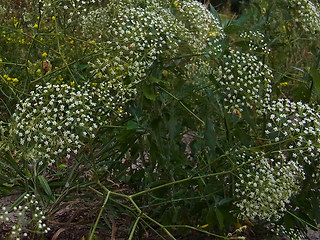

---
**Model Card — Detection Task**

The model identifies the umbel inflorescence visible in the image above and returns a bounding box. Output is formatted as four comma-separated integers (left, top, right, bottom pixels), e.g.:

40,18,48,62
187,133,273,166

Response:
213,49,273,114
233,99,320,222
0,194,50,239
235,151,304,221
266,98,320,165
8,81,133,166
288,0,320,33
83,0,224,84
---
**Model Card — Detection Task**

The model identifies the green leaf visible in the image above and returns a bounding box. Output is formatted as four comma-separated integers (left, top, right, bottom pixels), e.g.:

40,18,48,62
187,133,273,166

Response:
233,12,252,26
150,76,162,83
293,84,311,103
143,83,156,100
224,24,241,34
38,175,53,198
206,208,216,226
215,208,225,230
310,68,320,94
209,4,220,22
2,183,14,187
0,151,25,179
126,120,139,130
58,164,68,169
204,118,216,159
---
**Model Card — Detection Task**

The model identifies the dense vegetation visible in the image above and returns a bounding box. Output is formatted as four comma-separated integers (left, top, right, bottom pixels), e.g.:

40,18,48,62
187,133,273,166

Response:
0,0,319,239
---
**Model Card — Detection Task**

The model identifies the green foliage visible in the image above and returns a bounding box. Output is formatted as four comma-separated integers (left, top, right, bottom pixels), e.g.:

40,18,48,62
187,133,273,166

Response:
0,0,319,239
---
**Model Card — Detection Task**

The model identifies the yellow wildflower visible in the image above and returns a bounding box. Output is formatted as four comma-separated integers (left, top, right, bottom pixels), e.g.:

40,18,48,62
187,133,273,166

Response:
42,52,48,57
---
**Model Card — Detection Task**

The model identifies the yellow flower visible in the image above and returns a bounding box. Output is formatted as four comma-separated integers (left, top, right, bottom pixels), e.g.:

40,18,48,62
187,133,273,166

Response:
174,1,179,7
0,58,2,62
282,25,286,31
209,31,217,38
196,224,209,229
280,82,288,87
69,40,74,44
12,78,19,83
52,16,56,21
90,40,96,44
4,74,8,79
236,109,242,118
70,81,75,86
34,23,38,28
42,52,48,57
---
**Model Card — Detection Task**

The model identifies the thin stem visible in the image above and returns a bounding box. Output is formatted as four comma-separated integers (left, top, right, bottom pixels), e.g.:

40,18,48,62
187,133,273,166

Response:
128,216,141,240
286,211,320,231
157,85,205,125
88,190,111,240
142,213,177,240
165,225,229,239
130,169,233,198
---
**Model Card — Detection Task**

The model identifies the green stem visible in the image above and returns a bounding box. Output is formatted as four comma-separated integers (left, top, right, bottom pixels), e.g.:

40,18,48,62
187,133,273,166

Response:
130,169,232,198
128,216,141,240
165,225,229,239
88,190,111,240
157,85,205,125
286,211,320,231
142,213,177,240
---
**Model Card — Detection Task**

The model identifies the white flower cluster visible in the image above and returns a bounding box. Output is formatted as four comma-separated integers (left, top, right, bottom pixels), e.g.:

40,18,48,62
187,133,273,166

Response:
0,194,50,239
214,49,273,114
235,152,304,221
173,0,224,52
289,0,320,33
38,0,101,20
83,0,224,84
266,98,320,165
269,223,306,240
239,31,270,54
9,81,132,165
